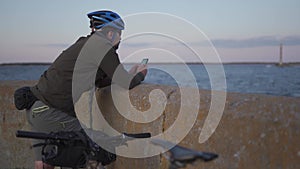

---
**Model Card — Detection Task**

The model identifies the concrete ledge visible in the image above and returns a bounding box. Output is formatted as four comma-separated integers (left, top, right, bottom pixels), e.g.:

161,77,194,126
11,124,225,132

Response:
0,81,36,168
95,83,299,169
1,81,299,168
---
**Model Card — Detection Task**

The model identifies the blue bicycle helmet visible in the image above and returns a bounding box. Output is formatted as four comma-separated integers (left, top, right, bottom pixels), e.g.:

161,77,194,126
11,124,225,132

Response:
87,10,125,30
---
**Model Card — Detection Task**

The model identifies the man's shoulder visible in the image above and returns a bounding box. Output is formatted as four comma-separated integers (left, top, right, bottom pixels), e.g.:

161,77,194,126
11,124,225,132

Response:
75,35,91,43
74,33,112,48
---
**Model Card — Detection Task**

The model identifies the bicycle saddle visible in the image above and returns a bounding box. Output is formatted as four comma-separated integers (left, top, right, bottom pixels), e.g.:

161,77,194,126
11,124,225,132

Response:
169,144,218,162
151,139,218,163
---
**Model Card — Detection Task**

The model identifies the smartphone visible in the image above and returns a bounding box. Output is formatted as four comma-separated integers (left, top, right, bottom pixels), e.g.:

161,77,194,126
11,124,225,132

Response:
141,58,149,65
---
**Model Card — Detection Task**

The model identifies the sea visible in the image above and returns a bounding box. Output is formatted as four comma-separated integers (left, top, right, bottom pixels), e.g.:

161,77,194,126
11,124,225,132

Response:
0,63,300,97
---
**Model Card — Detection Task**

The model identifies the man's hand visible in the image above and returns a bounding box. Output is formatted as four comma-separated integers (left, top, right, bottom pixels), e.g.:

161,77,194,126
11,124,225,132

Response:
137,64,147,77
129,64,148,77
128,64,139,74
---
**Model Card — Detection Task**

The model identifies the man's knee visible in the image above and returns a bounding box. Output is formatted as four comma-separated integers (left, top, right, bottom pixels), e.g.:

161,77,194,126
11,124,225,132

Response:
35,161,54,169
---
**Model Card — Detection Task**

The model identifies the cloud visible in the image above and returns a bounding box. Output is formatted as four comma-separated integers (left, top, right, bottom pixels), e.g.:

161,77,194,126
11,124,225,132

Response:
121,42,153,48
45,43,70,48
121,35,300,49
210,35,300,48
281,35,300,46
33,43,70,48
37,35,300,50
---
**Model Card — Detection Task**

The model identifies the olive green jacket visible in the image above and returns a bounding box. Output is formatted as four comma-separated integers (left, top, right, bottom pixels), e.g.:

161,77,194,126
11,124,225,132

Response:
31,32,144,116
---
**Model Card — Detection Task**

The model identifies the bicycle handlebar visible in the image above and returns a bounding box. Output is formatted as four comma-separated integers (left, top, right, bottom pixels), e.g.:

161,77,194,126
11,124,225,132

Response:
16,130,73,140
124,133,151,138
16,130,151,144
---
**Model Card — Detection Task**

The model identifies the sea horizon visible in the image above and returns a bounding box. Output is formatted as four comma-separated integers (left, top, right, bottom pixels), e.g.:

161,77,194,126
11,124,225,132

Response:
1,63,299,97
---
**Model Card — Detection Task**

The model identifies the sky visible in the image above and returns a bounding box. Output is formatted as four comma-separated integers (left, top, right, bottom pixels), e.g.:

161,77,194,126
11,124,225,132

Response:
0,0,300,63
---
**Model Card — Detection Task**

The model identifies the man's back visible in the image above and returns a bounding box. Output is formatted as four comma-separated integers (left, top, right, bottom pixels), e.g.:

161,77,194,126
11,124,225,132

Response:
31,36,90,116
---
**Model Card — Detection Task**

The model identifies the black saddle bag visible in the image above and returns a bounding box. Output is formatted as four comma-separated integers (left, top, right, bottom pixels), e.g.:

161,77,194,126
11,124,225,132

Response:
14,86,38,110
41,131,89,168
36,130,116,168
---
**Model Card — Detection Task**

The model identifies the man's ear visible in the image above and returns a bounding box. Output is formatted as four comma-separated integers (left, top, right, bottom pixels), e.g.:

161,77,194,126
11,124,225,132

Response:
106,31,114,40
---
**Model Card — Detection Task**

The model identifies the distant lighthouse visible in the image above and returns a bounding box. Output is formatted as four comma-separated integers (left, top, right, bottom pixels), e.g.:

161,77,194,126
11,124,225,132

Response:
279,43,283,66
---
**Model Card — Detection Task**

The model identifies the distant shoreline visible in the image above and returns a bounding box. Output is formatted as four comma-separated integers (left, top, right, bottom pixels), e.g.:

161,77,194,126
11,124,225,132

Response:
1,62,300,66
0,62,52,66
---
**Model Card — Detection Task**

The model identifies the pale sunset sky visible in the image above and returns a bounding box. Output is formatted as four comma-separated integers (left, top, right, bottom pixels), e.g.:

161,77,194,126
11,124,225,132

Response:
1,0,300,63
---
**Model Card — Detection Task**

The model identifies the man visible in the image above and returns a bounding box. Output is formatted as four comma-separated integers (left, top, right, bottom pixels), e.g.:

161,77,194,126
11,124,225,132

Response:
27,10,147,169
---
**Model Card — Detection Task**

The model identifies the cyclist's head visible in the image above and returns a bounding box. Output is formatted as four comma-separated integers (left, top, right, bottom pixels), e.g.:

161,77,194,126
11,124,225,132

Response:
87,10,125,31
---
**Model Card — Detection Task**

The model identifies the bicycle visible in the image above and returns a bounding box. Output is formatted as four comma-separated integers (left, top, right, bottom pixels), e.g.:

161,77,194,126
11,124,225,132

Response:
16,130,218,169
16,129,151,169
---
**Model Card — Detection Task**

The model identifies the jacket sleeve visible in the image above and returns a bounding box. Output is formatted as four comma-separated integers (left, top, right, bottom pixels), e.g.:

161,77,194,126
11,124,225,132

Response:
99,48,145,89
